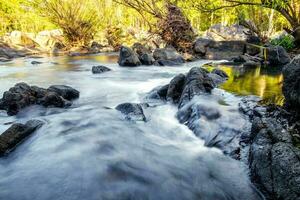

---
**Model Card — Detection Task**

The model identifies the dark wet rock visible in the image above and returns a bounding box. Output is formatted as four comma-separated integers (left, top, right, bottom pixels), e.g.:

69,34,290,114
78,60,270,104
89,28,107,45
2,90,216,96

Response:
31,61,42,65
0,83,79,115
92,65,111,74
246,35,261,45
231,54,263,66
239,96,262,119
211,69,228,79
139,53,155,65
48,85,80,101
118,46,141,67
282,56,300,112
0,120,44,156
249,115,300,200
153,48,185,66
264,46,291,66
166,74,185,103
179,67,215,107
116,103,146,122
145,84,169,101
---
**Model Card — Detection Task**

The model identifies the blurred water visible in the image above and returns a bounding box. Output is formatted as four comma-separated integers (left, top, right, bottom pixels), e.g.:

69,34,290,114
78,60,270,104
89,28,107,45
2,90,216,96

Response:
0,54,265,200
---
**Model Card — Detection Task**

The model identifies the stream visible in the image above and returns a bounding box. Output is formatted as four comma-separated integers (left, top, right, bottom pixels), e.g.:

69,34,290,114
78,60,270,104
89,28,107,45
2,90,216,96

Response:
0,53,282,200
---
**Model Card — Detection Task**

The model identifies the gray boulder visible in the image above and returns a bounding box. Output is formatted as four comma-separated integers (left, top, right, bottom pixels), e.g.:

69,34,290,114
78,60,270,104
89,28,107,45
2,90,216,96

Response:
0,120,44,156
179,67,215,107
249,116,300,200
264,46,291,66
153,48,185,66
118,46,141,67
282,55,300,111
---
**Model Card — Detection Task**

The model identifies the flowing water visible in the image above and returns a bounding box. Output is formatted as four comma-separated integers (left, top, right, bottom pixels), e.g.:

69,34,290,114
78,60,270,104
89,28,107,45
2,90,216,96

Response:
0,53,281,200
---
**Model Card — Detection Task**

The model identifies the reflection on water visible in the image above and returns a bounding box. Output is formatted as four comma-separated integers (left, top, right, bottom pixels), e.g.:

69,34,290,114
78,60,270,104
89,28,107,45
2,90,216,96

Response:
205,65,284,105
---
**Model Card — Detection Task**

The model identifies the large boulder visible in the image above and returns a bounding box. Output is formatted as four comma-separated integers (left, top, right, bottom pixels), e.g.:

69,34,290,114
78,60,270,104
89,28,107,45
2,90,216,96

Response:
179,67,215,107
193,38,246,60
264,46,291,66
249,115,300,200
116,103,147,122
166,74,186,103
0,83,79,116
34,29,64,51
132,43,155,65
0,120,44,156
153,48,185,66
193,38,213,55
203,24,250,41
118,46,141,67
282,55,300,111
146,67,227,105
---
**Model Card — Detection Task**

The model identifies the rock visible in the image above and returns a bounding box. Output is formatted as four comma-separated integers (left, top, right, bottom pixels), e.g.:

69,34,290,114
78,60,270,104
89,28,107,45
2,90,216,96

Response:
118,46,141,67
179,67,215,107
31,61,42,65
207,69,228,86
231,54,263,66
0,83,79,115
139,53,155,65
92,65,111,74
264,46,291,66
34,29,64,51
282,55,300,112
193,38,213,55
166,74,186,103
116,103,146,121
0,120,44,156
205,41,246,60
211,69,228,79
249,116,300,200
0,44,26,59
8,31,35,46
47,85,80,101
203,24,250,41
153,48,185,66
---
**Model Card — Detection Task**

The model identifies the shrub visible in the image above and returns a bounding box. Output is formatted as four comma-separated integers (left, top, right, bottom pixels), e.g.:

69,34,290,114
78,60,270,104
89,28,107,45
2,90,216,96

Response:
36,0,99,47
270,34,295,51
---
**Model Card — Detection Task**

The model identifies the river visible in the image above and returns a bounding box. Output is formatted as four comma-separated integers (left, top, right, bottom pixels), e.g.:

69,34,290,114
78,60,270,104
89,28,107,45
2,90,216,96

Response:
0,53,282,200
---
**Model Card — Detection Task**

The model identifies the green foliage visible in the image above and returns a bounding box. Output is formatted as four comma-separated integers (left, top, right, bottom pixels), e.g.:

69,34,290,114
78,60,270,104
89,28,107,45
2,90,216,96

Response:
270,35,295,51
0,0,299,48
34,0,99,46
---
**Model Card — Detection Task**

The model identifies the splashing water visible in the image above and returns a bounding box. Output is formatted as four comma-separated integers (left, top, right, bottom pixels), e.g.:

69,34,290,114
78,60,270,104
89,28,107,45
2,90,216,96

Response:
0,54,271,200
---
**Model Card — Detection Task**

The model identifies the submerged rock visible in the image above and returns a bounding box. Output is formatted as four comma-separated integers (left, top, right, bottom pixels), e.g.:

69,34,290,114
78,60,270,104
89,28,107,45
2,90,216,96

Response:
118,46,141,67
116,103,146,122
0,83,79,115
282,55,300,112
92,65,111,74
0,120,44,156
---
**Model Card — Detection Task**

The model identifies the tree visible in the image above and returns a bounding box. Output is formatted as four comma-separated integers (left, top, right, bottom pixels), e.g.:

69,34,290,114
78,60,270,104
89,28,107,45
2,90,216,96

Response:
113,0,197,52
195,0,300,46
34,0,99,46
